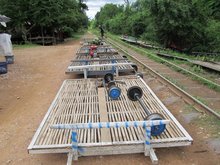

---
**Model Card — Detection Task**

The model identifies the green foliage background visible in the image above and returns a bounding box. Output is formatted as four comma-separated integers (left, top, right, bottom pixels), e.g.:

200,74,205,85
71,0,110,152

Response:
0,0,88,41
94,0,220,52
1,0,219,50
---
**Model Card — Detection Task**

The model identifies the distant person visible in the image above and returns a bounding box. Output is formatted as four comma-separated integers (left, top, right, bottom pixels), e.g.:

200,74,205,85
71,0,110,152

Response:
99,25,104,39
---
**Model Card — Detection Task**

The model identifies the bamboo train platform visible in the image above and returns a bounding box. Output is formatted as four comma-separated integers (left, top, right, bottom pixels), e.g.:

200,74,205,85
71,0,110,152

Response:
80,38,106,46
190,60,220,72
66,58,136,78
77,45,118,56
67,48,136,78
80,38,96,45
75,51,125,61
28,76,193,164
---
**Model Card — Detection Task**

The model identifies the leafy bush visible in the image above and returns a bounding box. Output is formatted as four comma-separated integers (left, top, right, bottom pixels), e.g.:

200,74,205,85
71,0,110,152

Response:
94,0,220,53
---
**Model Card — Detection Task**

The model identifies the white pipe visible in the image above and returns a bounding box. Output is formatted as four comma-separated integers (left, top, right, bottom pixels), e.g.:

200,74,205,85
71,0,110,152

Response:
51,120,170,130
68,62,134,70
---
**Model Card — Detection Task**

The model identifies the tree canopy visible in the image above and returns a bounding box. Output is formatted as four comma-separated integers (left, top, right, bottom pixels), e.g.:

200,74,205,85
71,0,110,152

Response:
94,0,220,52
0,0,88,42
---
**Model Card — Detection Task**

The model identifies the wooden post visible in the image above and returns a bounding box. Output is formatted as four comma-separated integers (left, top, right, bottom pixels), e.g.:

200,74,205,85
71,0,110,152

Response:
83,69,87,79
41,26,45,46
144,126,158,164
67,152,73,165
98,88,111,142
116,67,119,77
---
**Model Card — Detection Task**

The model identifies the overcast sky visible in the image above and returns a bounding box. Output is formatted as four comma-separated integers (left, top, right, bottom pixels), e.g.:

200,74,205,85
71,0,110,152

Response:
85,0,135,19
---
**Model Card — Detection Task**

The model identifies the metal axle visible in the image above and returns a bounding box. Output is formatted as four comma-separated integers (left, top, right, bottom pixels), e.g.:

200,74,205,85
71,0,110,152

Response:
135,94,150,115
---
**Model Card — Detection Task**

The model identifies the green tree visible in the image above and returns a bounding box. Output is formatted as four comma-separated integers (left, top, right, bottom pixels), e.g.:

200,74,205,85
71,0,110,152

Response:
0,0,88,41
148,0,207,50
94,0,220,52
95,4,123,27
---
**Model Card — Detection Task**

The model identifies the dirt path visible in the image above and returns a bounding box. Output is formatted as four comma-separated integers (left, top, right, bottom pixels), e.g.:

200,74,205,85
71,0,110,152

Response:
0,36,219,165
0,41,79,165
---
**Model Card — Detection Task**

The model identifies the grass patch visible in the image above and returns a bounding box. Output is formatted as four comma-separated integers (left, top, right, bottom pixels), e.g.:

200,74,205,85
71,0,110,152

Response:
184,104,196,112
71,30,86,40
190,65,204,74
89,29,99,37
183,104,220,138
194,114,220,138
13,30,86,50
13,43,39,49
164,76,186,90
171,59,187,65
195,96,208,105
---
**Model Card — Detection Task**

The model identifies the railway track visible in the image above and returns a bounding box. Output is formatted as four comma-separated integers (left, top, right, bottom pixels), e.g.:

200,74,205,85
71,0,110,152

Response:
155,52,220,81
121,37,220,86
106,37,220,119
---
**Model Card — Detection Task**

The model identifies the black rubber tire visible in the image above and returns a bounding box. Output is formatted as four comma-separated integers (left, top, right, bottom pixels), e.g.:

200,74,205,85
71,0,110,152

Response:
127,86,143,101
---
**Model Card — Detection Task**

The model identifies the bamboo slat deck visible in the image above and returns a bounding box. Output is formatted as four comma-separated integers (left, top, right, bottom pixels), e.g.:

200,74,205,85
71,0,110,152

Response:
67,49,135,76
120,36,162,50
28,76,192,156
66,59,135,76
81,38,106,46
156,53,220,72
77,45,118,55
75,52,124,60
80,38,95,45
190,60,220,72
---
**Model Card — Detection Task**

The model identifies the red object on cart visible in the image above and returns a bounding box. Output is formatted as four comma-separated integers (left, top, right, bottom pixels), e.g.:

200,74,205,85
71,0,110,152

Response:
90,45,97,50
89,50,94,57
